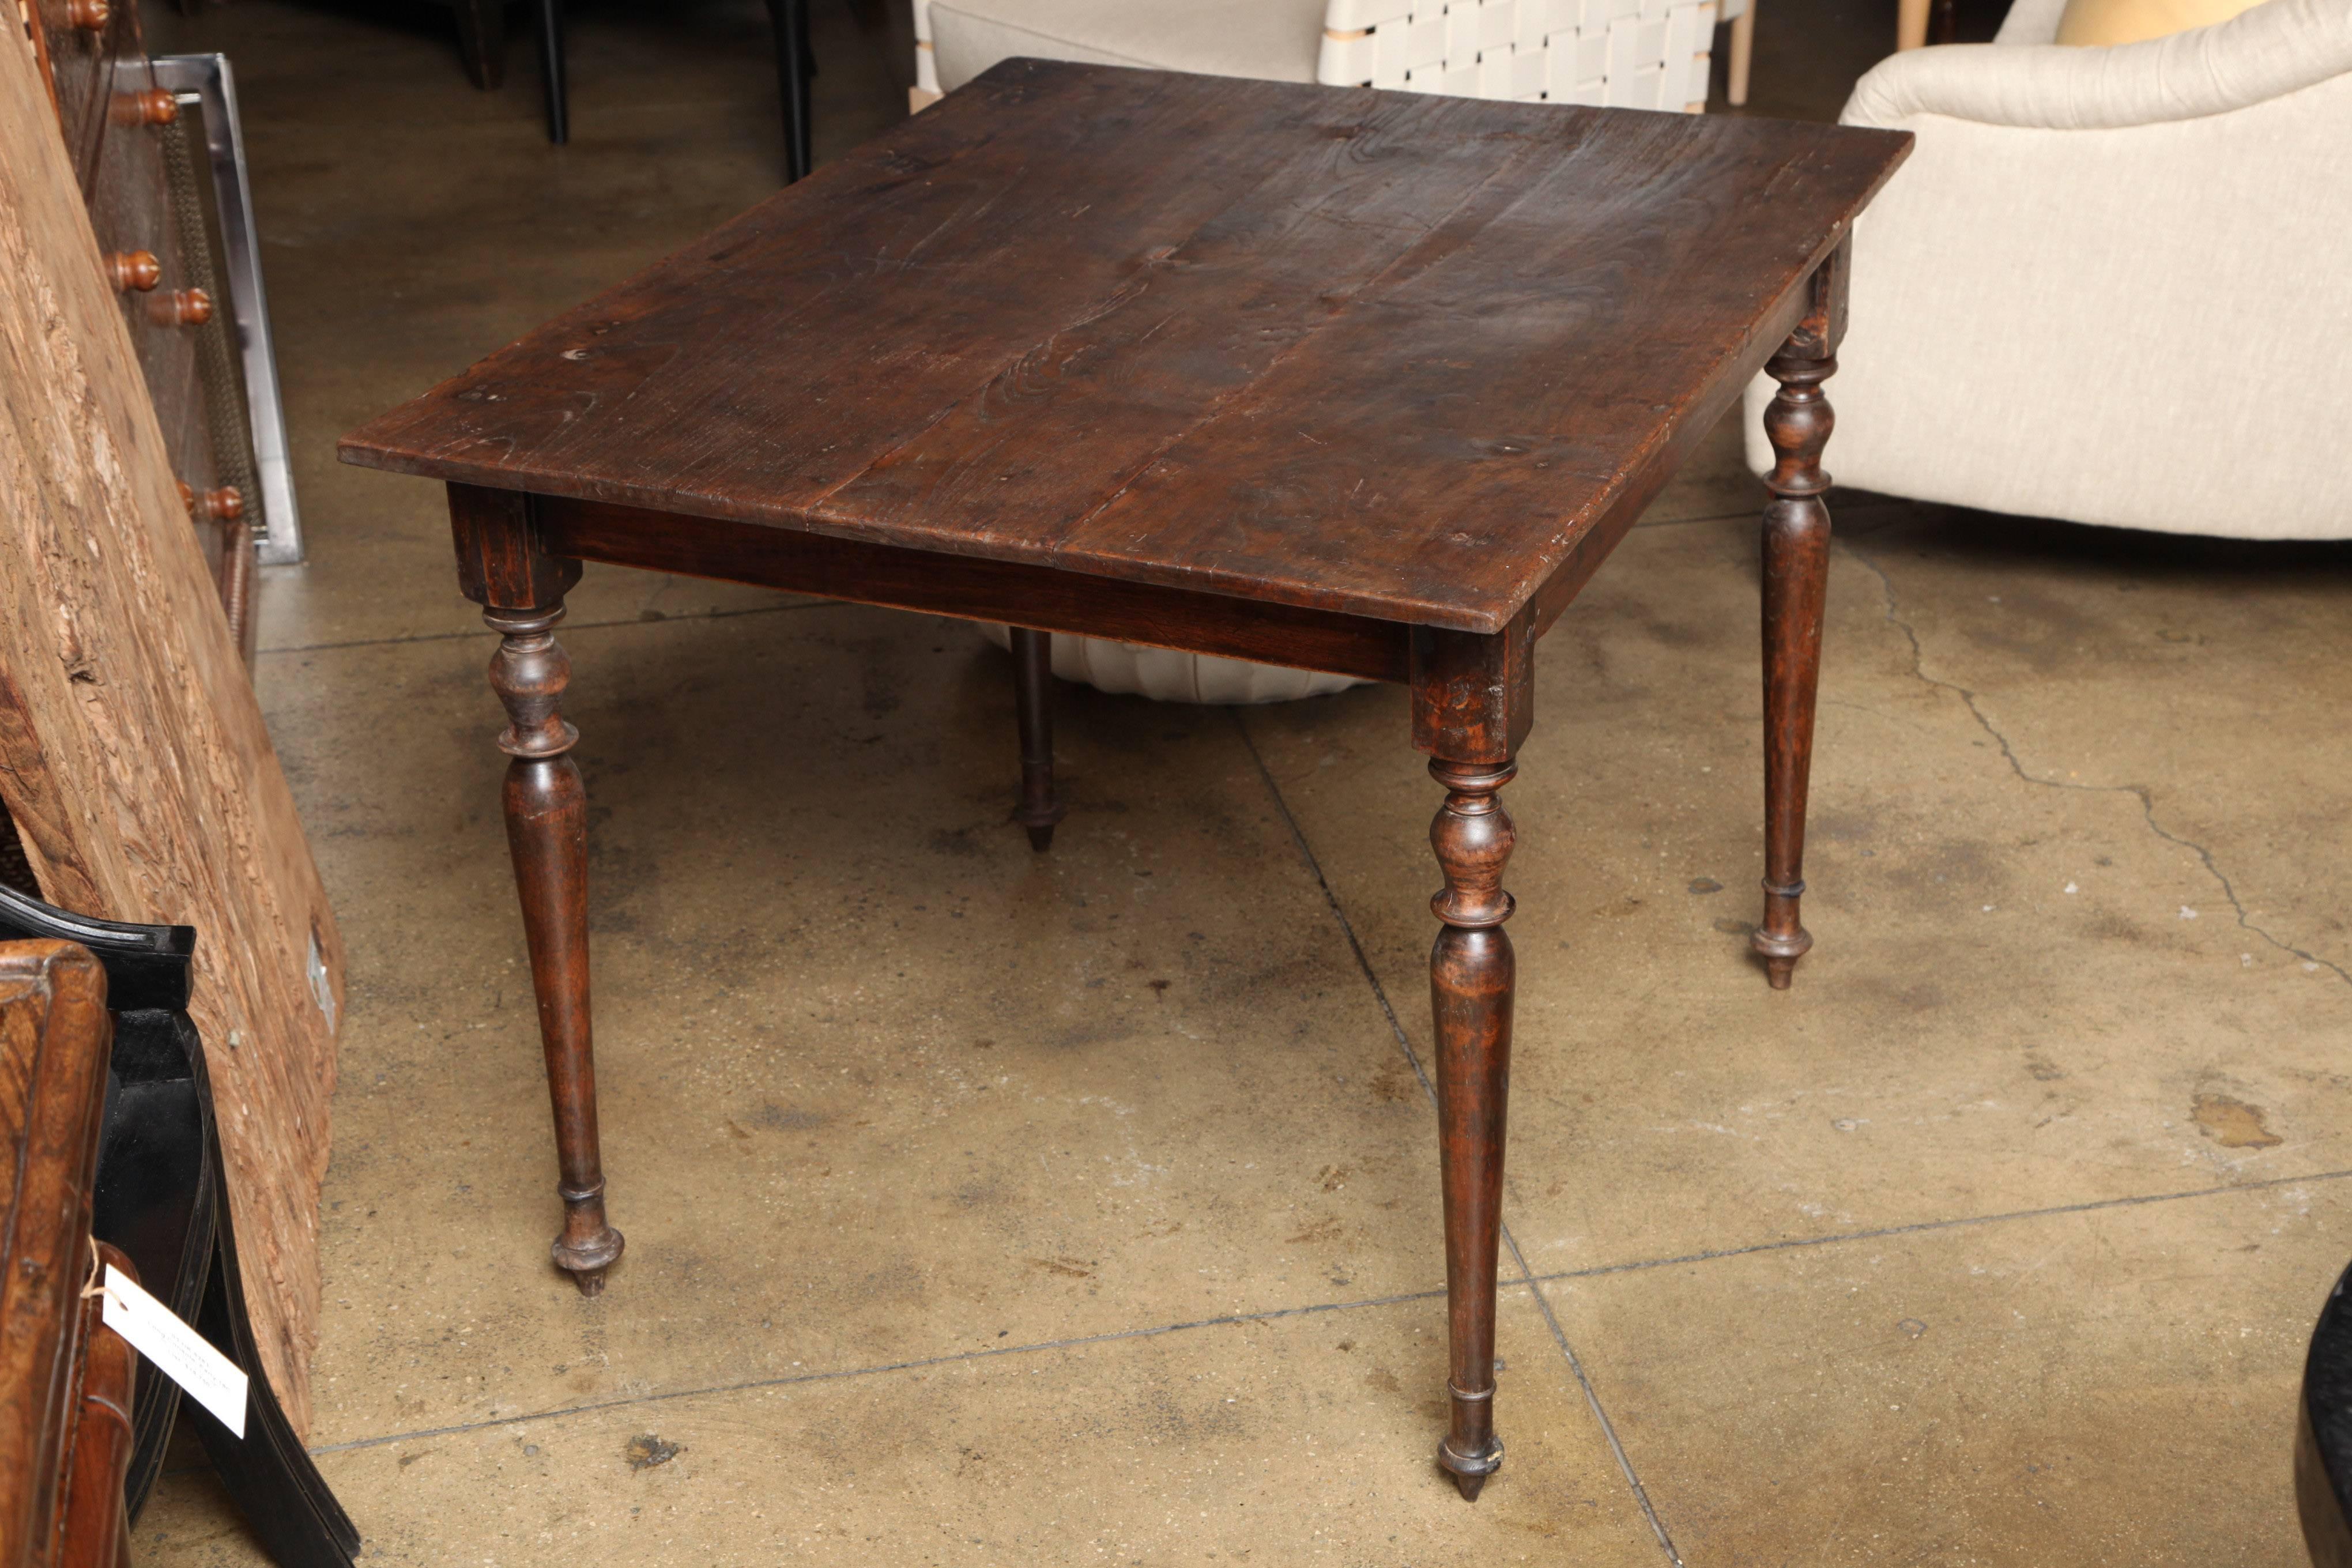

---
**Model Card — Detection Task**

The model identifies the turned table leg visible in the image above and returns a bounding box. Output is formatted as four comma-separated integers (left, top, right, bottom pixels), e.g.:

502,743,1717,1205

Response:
1009,626,1065,851
487,600,624,1295
1411,621,1532,1501
1429,757,1517,1500
1754,329,1836,989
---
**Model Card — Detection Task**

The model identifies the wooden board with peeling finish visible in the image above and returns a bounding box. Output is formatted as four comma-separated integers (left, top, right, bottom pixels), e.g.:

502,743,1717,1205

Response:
0,20,343,1433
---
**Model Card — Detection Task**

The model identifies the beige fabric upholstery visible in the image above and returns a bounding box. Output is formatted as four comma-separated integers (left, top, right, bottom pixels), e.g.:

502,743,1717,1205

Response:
925,0,1326,93
1744,0,2352,539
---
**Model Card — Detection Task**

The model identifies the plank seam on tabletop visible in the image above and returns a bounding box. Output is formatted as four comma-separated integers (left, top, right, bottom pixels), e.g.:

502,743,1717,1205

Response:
1233,711,1687,1566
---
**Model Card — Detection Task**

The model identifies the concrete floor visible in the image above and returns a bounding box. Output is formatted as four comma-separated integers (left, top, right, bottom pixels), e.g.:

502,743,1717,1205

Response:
131,1,2350,1563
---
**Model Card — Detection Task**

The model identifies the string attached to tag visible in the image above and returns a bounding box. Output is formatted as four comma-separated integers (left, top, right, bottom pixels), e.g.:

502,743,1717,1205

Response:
79,1234,104,1302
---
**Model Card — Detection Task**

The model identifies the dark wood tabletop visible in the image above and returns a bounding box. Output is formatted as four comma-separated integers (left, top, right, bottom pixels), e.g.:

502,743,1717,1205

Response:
342,59,1907,635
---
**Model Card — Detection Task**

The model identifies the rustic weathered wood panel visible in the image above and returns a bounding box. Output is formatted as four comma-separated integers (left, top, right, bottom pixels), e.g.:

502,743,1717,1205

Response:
0,21,342,1433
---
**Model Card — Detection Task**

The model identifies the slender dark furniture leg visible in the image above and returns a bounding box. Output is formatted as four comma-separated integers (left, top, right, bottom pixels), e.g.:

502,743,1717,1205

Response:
453,484,623,1294
489,604,623,1292
1752,246,1845,990
1411,622,1533,1501
451,0,508,91
537,0,568,145
764,0,812,182
1428,756,1516,1500
1009,626,1065,851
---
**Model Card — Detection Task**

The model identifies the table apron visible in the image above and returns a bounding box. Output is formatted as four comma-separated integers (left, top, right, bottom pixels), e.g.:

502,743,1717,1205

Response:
533,496,1415,684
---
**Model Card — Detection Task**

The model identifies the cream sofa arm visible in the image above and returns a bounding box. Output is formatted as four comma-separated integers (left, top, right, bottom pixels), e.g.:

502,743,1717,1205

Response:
1742,31,2352,538
1845,0,2352,130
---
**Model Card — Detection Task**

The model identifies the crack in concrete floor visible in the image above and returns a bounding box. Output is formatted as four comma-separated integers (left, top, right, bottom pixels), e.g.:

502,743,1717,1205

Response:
1841,538,2351,990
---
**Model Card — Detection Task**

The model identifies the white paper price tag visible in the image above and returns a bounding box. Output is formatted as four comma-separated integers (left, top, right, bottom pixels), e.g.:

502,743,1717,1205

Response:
99,1264,247,1438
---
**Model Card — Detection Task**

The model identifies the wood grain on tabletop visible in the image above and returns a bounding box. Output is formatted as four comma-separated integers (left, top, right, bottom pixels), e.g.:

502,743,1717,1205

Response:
341,59,1910,634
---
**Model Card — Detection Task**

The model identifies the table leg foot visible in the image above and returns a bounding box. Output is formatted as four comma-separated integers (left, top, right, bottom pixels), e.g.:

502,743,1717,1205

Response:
1011,627,1065,852
1429,756,1516,1503
1440,1428,1503,1501
552,1181,624,1296
489,603,624,1294
1755,337,1835,990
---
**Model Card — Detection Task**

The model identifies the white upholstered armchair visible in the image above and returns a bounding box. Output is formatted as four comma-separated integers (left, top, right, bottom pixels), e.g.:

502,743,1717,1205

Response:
1746,0,2352,539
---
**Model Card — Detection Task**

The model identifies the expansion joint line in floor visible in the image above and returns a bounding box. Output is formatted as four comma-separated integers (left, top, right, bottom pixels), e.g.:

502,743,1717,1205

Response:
303,1162,2352,1463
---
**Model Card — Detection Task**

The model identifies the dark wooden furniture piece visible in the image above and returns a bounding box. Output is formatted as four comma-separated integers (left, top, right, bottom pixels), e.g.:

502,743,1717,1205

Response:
2302,1262,2352,1566
0,914,356,1568
443,0,814,178
0,888,363,1567
0,939,136,1568
342,61,1909,1496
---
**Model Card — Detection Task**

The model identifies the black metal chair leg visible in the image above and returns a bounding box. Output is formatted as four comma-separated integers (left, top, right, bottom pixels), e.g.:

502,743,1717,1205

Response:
765,0,813,181
538,0,569,144
1009,627,1065,851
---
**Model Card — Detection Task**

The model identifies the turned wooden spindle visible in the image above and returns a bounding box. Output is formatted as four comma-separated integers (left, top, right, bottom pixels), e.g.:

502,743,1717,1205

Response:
66,0,109,29
105,250,160,293
1009,627,1065,851
180,483,242,523
112,86,178,127
1754,340,1836,989
148,287,213,329
487,604,625,1294
1428,756,1517,1501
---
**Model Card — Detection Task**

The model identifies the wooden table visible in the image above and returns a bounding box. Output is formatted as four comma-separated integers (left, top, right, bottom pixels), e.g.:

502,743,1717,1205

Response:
342,61,1909,1498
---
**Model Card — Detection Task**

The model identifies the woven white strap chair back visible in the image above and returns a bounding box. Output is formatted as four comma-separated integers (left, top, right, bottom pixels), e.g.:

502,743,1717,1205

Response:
1320,0,1725,110
911,0,1740,112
